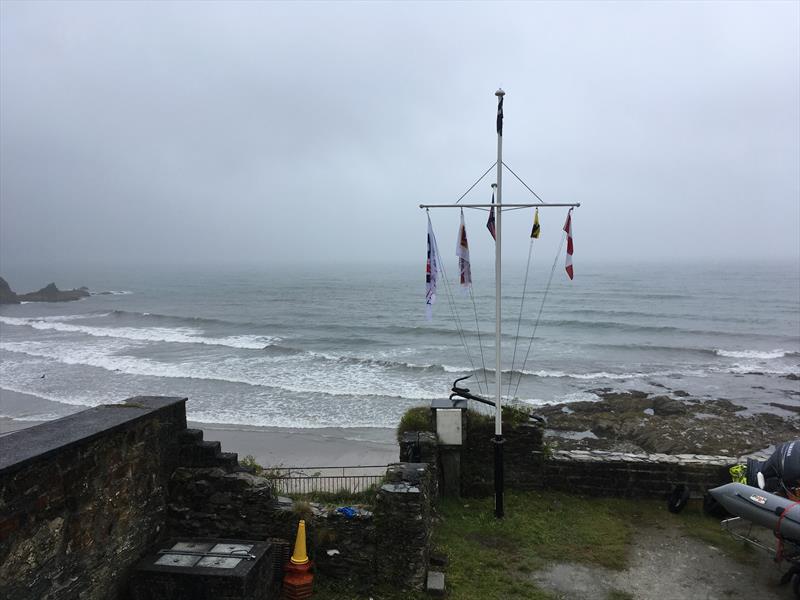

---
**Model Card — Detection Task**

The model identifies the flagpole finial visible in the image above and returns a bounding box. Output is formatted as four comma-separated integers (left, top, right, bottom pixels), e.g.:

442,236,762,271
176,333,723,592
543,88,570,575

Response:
495,88,505,97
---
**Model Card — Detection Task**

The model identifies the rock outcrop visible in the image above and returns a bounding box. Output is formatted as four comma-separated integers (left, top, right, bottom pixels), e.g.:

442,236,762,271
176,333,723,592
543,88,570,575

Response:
538,389,799,455
16,282,90,303
0,277,19,304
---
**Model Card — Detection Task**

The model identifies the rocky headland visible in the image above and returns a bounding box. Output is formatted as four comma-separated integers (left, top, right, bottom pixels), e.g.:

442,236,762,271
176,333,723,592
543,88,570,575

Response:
537,389,799,456
0,277,90,304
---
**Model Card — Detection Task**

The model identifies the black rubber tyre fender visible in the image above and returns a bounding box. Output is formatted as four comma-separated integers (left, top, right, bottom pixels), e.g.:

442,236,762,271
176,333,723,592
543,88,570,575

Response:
667,484,690,514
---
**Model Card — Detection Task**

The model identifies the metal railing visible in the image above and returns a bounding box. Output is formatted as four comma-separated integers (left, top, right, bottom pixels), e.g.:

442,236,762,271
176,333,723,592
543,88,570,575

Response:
265,465,387,496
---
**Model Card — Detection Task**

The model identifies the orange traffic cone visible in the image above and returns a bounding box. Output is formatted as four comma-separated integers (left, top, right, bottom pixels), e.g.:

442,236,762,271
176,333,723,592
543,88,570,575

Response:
283,520,313,599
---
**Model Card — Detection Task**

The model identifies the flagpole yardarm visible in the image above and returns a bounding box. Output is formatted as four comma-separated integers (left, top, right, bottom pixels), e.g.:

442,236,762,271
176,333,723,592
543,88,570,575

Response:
420,202,580,209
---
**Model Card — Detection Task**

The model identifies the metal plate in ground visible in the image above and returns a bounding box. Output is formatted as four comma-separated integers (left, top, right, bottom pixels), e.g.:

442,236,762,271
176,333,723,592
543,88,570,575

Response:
210,543,253,555
171,542,214,552
155,554,202,568
196,556,243,569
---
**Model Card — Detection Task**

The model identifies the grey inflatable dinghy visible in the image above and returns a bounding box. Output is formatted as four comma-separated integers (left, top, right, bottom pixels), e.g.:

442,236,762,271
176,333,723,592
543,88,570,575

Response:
709,482,800,541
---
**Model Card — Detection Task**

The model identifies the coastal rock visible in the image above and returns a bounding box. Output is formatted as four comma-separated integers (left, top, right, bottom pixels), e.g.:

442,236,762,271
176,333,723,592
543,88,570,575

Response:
0,276,19,304
539,390,799,455
16,282,90,302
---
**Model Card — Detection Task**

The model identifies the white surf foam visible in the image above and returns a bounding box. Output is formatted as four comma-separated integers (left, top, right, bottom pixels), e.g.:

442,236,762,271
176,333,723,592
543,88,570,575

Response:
715,349,792,360
0,316,279,350
0,340,442,402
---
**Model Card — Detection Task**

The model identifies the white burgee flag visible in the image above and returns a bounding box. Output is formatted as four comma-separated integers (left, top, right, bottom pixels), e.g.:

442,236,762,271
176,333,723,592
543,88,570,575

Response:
425,214,439,320
456,209,472,293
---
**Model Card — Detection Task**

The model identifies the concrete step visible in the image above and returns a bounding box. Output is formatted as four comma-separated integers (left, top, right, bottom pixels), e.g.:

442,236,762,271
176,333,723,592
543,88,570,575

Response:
426,571,445,597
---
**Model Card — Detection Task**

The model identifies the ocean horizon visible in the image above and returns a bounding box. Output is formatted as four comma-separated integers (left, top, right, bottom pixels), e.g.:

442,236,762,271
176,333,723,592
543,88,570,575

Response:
1,260,798,431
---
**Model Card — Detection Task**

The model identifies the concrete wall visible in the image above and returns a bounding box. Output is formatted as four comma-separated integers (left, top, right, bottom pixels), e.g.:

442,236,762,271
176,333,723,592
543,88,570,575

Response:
0,397,187,600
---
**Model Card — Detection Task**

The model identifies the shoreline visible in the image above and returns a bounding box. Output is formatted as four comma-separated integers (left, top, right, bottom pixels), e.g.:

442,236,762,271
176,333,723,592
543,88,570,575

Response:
0,388,399,467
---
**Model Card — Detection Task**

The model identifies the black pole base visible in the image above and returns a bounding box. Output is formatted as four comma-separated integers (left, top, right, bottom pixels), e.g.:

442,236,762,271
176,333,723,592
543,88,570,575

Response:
493,434,505,519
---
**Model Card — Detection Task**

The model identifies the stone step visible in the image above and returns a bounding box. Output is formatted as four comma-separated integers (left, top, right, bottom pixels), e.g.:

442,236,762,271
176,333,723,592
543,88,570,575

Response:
178,428,203,444
178,440,223,467
215,452,239,471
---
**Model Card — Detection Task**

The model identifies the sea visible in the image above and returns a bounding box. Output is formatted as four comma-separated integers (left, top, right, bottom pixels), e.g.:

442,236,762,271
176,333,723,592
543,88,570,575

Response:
1,261,798,430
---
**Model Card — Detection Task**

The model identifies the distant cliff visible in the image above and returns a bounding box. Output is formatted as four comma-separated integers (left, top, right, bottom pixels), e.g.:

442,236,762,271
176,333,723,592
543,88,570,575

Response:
0,277,90,304
0,277,18,304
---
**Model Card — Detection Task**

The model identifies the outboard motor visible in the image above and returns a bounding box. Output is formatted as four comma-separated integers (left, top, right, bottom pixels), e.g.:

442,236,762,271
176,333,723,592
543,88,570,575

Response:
749,439,800,500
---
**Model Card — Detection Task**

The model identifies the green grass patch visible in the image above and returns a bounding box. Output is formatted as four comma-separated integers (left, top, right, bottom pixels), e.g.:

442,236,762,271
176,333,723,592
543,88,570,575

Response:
313,490,753,600
397,406,434,442
433,490,634,599
295,484,380,506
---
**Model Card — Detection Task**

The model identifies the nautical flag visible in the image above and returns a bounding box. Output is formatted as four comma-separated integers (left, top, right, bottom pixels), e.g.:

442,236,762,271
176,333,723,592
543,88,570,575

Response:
426,215,439,319
456,210,472,292
563,208,574,280
486,193,496,240
496,95,504,136
531,207,540,239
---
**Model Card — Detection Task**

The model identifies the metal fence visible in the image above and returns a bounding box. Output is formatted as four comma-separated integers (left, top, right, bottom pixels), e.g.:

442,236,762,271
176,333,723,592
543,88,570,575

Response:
265,465,387,496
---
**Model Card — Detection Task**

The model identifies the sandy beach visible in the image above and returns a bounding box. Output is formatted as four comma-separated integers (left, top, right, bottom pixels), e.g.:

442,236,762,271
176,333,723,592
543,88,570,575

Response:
0,388,399,468
191,422,399,469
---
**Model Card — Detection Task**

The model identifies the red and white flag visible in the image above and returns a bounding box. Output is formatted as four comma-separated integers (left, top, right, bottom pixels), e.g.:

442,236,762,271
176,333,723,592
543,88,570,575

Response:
563,209,574,280
456,210,472,292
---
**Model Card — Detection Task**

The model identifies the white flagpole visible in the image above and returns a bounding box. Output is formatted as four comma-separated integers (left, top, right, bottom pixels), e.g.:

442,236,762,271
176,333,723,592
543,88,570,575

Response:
493,88,505,519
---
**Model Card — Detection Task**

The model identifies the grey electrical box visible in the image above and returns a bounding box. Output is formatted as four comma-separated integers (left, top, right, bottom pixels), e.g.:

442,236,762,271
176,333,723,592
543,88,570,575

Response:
436,408,463,445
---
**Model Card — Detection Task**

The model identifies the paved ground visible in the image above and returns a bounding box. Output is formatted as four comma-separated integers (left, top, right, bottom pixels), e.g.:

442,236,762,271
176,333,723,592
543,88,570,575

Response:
530,524,797,600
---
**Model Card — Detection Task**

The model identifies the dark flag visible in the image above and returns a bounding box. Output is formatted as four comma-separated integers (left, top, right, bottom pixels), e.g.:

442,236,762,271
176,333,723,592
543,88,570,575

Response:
486,193,496,240
496,96,503,136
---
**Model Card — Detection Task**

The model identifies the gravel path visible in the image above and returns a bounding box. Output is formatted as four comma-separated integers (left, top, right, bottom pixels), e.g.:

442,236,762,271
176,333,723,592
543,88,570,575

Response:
531,524,796,599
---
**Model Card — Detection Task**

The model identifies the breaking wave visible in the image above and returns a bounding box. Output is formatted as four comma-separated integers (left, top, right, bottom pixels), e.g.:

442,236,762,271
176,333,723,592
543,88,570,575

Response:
714,349,796,360
0,316,280,350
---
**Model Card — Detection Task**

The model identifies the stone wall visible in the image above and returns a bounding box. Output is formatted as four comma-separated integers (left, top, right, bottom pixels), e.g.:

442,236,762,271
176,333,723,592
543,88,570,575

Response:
426,409,740,499
0,397,188,600
538,449,736,497
0,398,436,598
374,463,434,590
460,412,544,497
167,461,435,591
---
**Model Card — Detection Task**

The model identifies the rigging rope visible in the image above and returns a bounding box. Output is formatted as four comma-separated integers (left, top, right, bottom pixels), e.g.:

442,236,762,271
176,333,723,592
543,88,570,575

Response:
502,162,545,204
506,231,536,400
511,227,567,400
427,212,487,396
469,282,489,394
455,162,497,204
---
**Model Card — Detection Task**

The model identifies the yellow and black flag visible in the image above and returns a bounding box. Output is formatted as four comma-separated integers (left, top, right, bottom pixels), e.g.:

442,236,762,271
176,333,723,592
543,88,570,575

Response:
530,208,541,239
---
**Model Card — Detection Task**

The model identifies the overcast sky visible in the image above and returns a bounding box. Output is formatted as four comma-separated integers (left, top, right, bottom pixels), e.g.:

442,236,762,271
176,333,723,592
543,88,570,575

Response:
1,1,798,269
